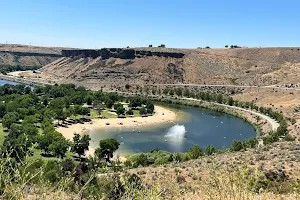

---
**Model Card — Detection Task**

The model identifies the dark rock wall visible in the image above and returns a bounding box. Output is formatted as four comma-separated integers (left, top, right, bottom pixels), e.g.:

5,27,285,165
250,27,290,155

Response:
61,48,185,59
0,51,62,57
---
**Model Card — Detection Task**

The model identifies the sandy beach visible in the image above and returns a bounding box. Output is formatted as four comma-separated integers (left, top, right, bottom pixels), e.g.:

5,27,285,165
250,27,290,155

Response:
57,105,177,156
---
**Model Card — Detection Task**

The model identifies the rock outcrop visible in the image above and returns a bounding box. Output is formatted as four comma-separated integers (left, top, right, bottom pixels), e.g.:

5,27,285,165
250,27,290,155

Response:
61,48,185,59
0,51,62,58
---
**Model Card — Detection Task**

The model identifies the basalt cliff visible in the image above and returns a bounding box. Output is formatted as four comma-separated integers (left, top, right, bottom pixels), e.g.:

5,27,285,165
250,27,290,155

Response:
43,48,187,87
42,47,300,90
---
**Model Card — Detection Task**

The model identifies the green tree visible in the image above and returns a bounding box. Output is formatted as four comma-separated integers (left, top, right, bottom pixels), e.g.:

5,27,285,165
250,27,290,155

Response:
85,95,93,105
183,89,190,97
116,106,125,116
175,88,182,96
72,134,91,157
0,103,6,118
139,107,147,115
163,88,169,95
24,86,31,94
105,99,114,109
3,133,33,161
188,145,203,159
227,97,234,106
62,158,75,173
21,123,38,136
95,138,120,162
93,100,103,117
133,153,149,167
216,94,223,103
2,112,19,129
146,102,154,114
243,138,258,149
205,145,216,155
126,109,133,115
49,138,71,158
231,140,243,151
169,89,174,96
43,98,49,106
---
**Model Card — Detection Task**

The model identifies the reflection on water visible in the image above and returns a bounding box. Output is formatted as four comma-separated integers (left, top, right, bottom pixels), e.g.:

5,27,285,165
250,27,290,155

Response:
89,105,257,154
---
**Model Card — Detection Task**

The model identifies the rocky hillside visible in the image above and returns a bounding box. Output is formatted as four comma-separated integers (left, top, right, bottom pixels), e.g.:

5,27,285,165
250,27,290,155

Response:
0,44,64,66
41,47,300,89
42,48,186,86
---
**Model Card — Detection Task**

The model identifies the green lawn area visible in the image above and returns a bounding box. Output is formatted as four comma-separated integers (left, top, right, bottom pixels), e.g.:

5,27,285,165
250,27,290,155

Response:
132,110,140,117
29,148,74,162
90,109,117,119
0,124,8,146
101,110,117,118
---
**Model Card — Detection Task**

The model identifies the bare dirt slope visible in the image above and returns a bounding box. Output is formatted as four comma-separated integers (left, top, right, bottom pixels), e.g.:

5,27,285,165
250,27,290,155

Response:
42,47,300,89
0,44,64,66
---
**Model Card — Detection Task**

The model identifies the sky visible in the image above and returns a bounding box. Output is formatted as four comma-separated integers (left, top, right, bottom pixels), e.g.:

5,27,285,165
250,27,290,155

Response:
1,0,299,48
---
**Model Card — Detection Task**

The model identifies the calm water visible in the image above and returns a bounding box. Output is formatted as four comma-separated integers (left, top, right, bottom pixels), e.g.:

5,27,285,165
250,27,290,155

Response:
89,105,256,154
0,79,18,86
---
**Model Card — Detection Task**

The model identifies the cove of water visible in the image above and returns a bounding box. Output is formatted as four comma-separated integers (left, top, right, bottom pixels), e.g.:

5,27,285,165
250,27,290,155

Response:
89,105,257,154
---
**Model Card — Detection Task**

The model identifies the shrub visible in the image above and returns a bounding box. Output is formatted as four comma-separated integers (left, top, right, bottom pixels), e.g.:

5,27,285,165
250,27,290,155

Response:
188,145,203,159
176,175,186,184
205,145,216,155
126,109,133,115
231,140,243,151
127,174,143,190
62,158,75,173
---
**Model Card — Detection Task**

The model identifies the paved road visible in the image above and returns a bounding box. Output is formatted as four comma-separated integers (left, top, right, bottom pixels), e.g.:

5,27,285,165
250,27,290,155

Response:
151,83,300,91
217,103,279,132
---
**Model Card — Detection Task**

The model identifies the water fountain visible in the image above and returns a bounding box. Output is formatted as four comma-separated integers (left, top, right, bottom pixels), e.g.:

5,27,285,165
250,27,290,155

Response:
164,124,186,139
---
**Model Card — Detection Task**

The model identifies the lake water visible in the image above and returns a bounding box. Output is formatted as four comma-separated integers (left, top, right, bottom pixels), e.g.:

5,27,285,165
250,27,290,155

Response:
0,79,18,86
89,105,257,154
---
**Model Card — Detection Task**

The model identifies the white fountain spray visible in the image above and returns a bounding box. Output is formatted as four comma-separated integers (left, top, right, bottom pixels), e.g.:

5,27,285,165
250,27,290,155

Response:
165,124,186,139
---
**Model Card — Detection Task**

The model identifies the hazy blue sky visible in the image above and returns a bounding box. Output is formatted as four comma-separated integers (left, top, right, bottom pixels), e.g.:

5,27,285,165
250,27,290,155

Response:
1,0,299,48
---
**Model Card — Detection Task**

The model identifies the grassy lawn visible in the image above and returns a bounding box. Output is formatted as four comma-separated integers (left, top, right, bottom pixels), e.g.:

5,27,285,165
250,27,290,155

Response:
0,124,8,146
29,148,74,162
90,109,117,119
101,110,117,118
89,106,144,120
132,110,140,117
91,109,118,118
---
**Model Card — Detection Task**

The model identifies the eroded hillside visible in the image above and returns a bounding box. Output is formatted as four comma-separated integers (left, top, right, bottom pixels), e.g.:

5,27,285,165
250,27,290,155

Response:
41,47,300,89
0,44,64,66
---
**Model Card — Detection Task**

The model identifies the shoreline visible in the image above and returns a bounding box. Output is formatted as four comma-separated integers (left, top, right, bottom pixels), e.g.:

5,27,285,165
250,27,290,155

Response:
56,105,178,156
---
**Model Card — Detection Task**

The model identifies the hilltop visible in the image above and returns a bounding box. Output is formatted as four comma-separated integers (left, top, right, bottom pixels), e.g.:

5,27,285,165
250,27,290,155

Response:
1,44,300,89
0,44,64,67
40,47,300,89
